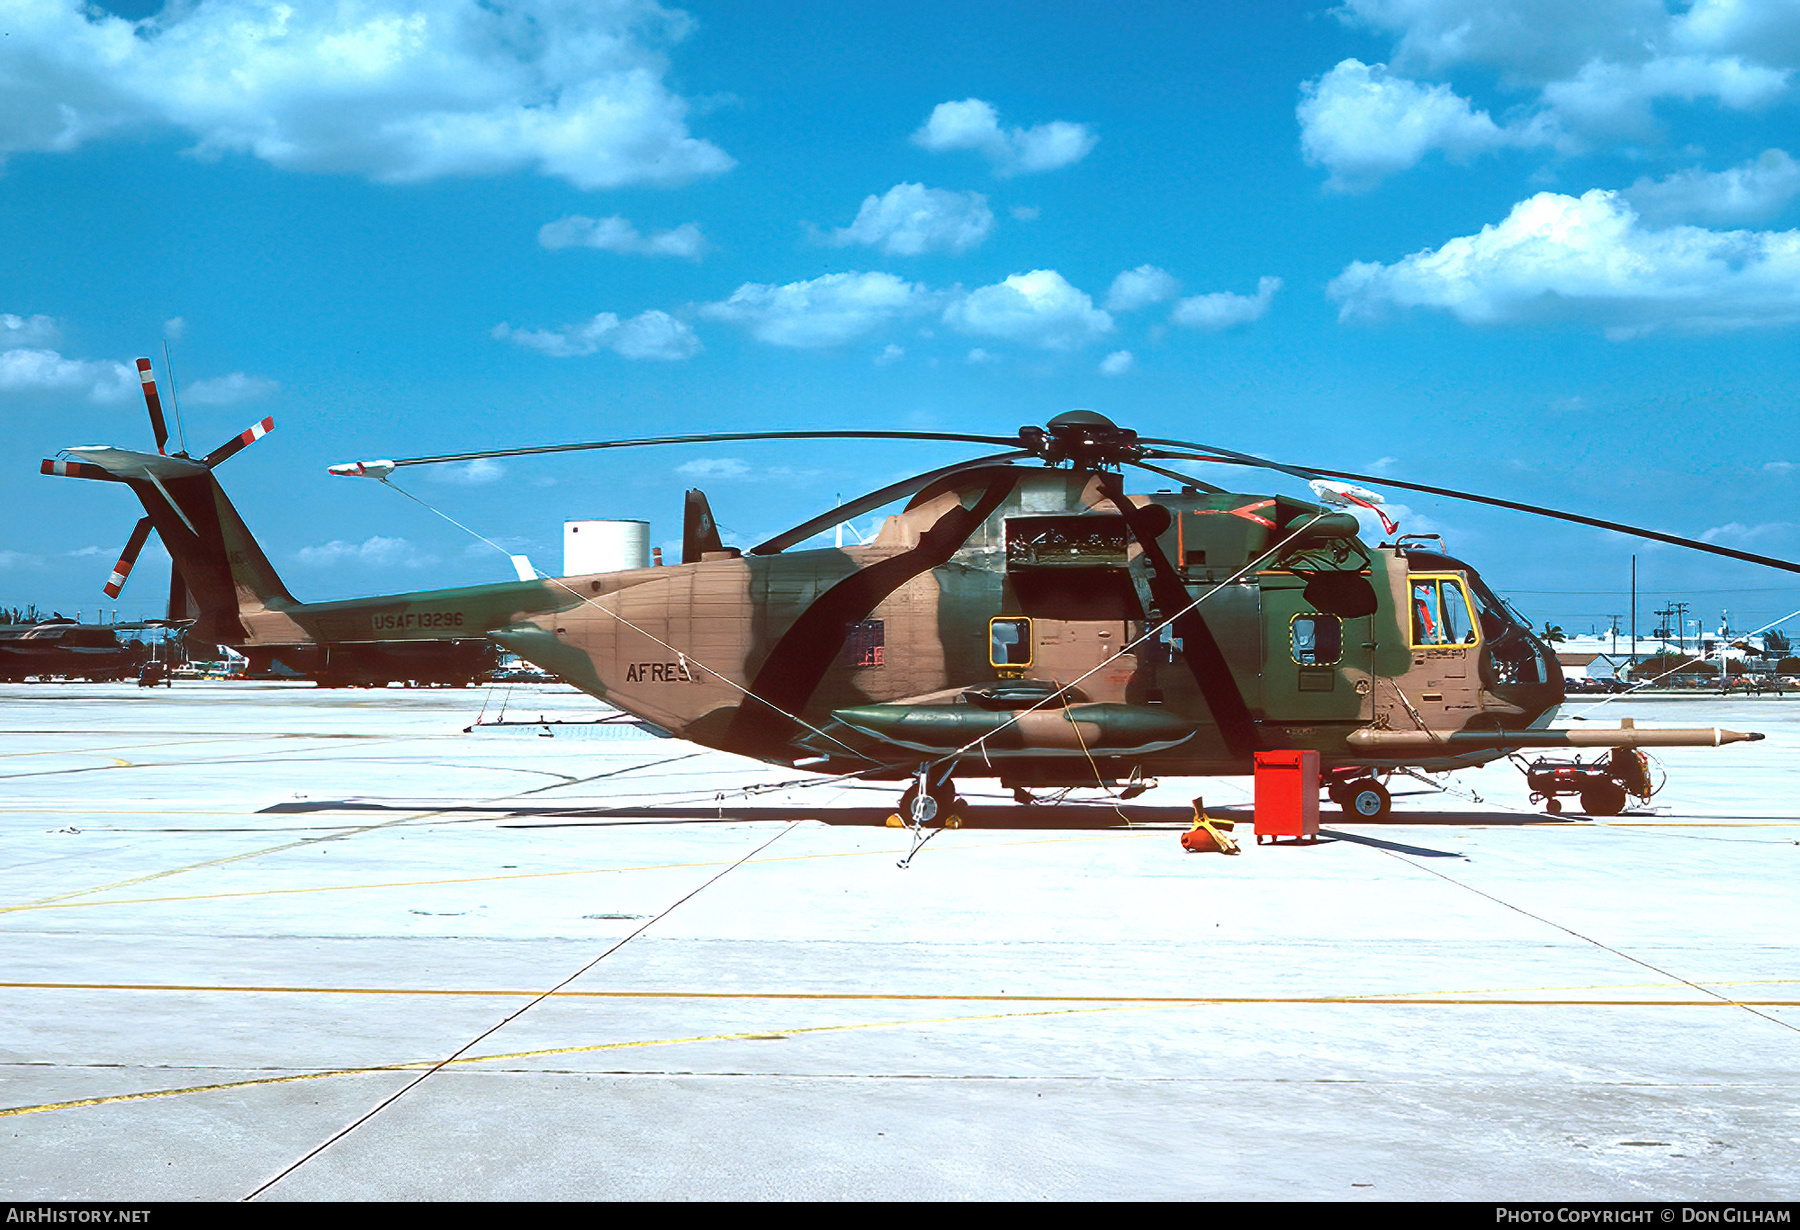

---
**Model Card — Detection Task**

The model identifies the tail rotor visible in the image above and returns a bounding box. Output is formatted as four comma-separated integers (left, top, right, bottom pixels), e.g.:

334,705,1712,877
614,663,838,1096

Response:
42,355,277,606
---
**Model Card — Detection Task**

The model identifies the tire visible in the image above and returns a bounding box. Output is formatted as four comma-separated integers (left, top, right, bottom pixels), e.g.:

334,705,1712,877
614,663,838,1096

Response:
1579,780,1627,817
898,784,937,825
899,779,957,826
1343,779,1391,819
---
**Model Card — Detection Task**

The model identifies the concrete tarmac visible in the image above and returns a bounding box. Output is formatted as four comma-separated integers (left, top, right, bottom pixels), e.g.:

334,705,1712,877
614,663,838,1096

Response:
1,682,1795,1200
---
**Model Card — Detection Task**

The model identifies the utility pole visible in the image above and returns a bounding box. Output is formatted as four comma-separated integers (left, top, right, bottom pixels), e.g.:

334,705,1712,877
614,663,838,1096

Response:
1630,555,1636,656
1654,601,1690,653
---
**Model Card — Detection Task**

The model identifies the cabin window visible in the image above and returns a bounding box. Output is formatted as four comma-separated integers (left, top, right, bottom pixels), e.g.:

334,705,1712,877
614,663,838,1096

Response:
1290,614,1342,665
989,617,1032,667
841,620,884,669
1410,575,1480,647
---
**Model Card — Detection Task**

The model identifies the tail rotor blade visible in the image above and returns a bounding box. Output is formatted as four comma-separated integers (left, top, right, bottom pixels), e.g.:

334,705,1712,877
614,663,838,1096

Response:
41,457,123,482
202,416,275,468
137,359,169,455
103,517,156,598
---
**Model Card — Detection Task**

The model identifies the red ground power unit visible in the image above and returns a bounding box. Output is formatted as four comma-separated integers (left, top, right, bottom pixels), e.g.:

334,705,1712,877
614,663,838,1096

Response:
1254,750,1320,843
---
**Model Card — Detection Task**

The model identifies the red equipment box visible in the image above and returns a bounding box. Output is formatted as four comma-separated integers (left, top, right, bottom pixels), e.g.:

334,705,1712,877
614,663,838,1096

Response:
1254,750,1319,843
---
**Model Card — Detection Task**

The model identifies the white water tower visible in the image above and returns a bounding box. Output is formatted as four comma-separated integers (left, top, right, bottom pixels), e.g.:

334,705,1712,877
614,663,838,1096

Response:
563,520,650,575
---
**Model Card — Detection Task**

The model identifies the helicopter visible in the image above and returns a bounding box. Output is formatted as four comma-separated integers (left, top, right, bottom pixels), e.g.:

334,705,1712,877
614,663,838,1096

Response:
43,372,1782,823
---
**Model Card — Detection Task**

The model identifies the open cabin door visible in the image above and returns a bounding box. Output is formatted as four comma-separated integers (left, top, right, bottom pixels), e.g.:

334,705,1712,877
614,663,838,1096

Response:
1001,512,1141,701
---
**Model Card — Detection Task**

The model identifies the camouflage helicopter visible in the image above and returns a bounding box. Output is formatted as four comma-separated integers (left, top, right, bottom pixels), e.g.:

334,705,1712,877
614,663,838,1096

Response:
45,377,1784,822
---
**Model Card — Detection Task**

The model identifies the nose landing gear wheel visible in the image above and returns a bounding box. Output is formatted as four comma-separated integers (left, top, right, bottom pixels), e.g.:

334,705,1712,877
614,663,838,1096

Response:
898,777,959,828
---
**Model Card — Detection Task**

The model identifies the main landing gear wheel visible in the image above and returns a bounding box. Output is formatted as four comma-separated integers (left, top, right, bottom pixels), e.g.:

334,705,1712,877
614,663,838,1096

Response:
1341,779,1391,819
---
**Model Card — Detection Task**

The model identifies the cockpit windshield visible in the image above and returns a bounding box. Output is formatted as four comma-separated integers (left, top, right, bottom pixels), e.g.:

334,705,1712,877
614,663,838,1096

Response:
1408,551,1532,639
1409,575,1478,646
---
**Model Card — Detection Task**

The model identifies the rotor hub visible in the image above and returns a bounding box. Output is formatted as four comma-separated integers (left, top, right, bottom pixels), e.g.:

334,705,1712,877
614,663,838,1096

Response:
1020,410,1140,469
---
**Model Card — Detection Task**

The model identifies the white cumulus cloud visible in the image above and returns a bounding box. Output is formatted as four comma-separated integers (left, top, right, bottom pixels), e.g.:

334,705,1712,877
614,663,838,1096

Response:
700,271,938,348
1099,350,1134,376
0,0,734,189
1677,0,1800,64
911,98,1096,176
1328,189,1800,336
943,270,1113,350
825,183,993,256
1298,59,1554,190
674,457,750,478
1540,53,1789,135
1170,277,1283,329
183,372,279,405
1,313,61,350
1326,1,1796,163
1104,265,1180,312
0,349,134,401
295,536,432,567
1625,149,1800,224
427,458,505,485
538,215,705,258
493,310,700,360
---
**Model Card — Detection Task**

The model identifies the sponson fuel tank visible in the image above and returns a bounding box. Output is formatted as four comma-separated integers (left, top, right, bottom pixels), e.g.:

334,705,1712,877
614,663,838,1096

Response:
830,701,1198,757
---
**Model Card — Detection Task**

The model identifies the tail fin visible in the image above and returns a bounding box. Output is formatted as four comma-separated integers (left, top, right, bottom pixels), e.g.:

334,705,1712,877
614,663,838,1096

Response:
127,465,292,643
683,488,730,563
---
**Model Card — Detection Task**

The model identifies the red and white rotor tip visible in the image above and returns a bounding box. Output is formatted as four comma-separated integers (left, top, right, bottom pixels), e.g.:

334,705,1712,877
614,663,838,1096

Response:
1310,479,1399,536
327,459,397,480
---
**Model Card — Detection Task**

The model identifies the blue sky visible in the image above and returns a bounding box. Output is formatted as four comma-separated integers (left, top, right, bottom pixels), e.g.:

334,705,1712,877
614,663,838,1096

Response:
3,0,1798,639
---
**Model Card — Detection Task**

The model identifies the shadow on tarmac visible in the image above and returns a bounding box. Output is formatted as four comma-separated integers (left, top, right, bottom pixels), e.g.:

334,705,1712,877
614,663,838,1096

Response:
261,798,1576,832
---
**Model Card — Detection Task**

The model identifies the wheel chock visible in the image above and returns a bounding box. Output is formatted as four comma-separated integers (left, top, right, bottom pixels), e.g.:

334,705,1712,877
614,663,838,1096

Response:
1181,799,1240,855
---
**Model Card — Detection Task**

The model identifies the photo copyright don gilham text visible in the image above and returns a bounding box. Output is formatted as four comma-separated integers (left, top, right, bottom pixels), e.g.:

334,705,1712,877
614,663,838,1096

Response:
1495,1210,1791,1225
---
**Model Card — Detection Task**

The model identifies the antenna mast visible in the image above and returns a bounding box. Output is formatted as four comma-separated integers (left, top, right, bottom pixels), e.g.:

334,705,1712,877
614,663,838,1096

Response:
162,338,188,457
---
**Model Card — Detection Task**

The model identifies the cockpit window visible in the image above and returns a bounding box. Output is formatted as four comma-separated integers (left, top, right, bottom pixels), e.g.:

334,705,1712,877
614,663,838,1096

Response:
1410,575,1480,647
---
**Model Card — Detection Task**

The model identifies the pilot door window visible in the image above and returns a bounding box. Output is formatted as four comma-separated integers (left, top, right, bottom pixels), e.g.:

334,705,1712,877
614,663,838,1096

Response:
1409,576,1479,647
989,617,1033,668
1290,614,1342,665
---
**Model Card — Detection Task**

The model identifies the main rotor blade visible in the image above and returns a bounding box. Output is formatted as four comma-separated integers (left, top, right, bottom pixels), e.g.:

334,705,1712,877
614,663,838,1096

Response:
330,429,1023,474
1122,457,1226,494
136,359,169,456
1138,436,1320,484
1143,445,1800,576
103,517,155,598
201,416,275,468
750,451,1032,555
